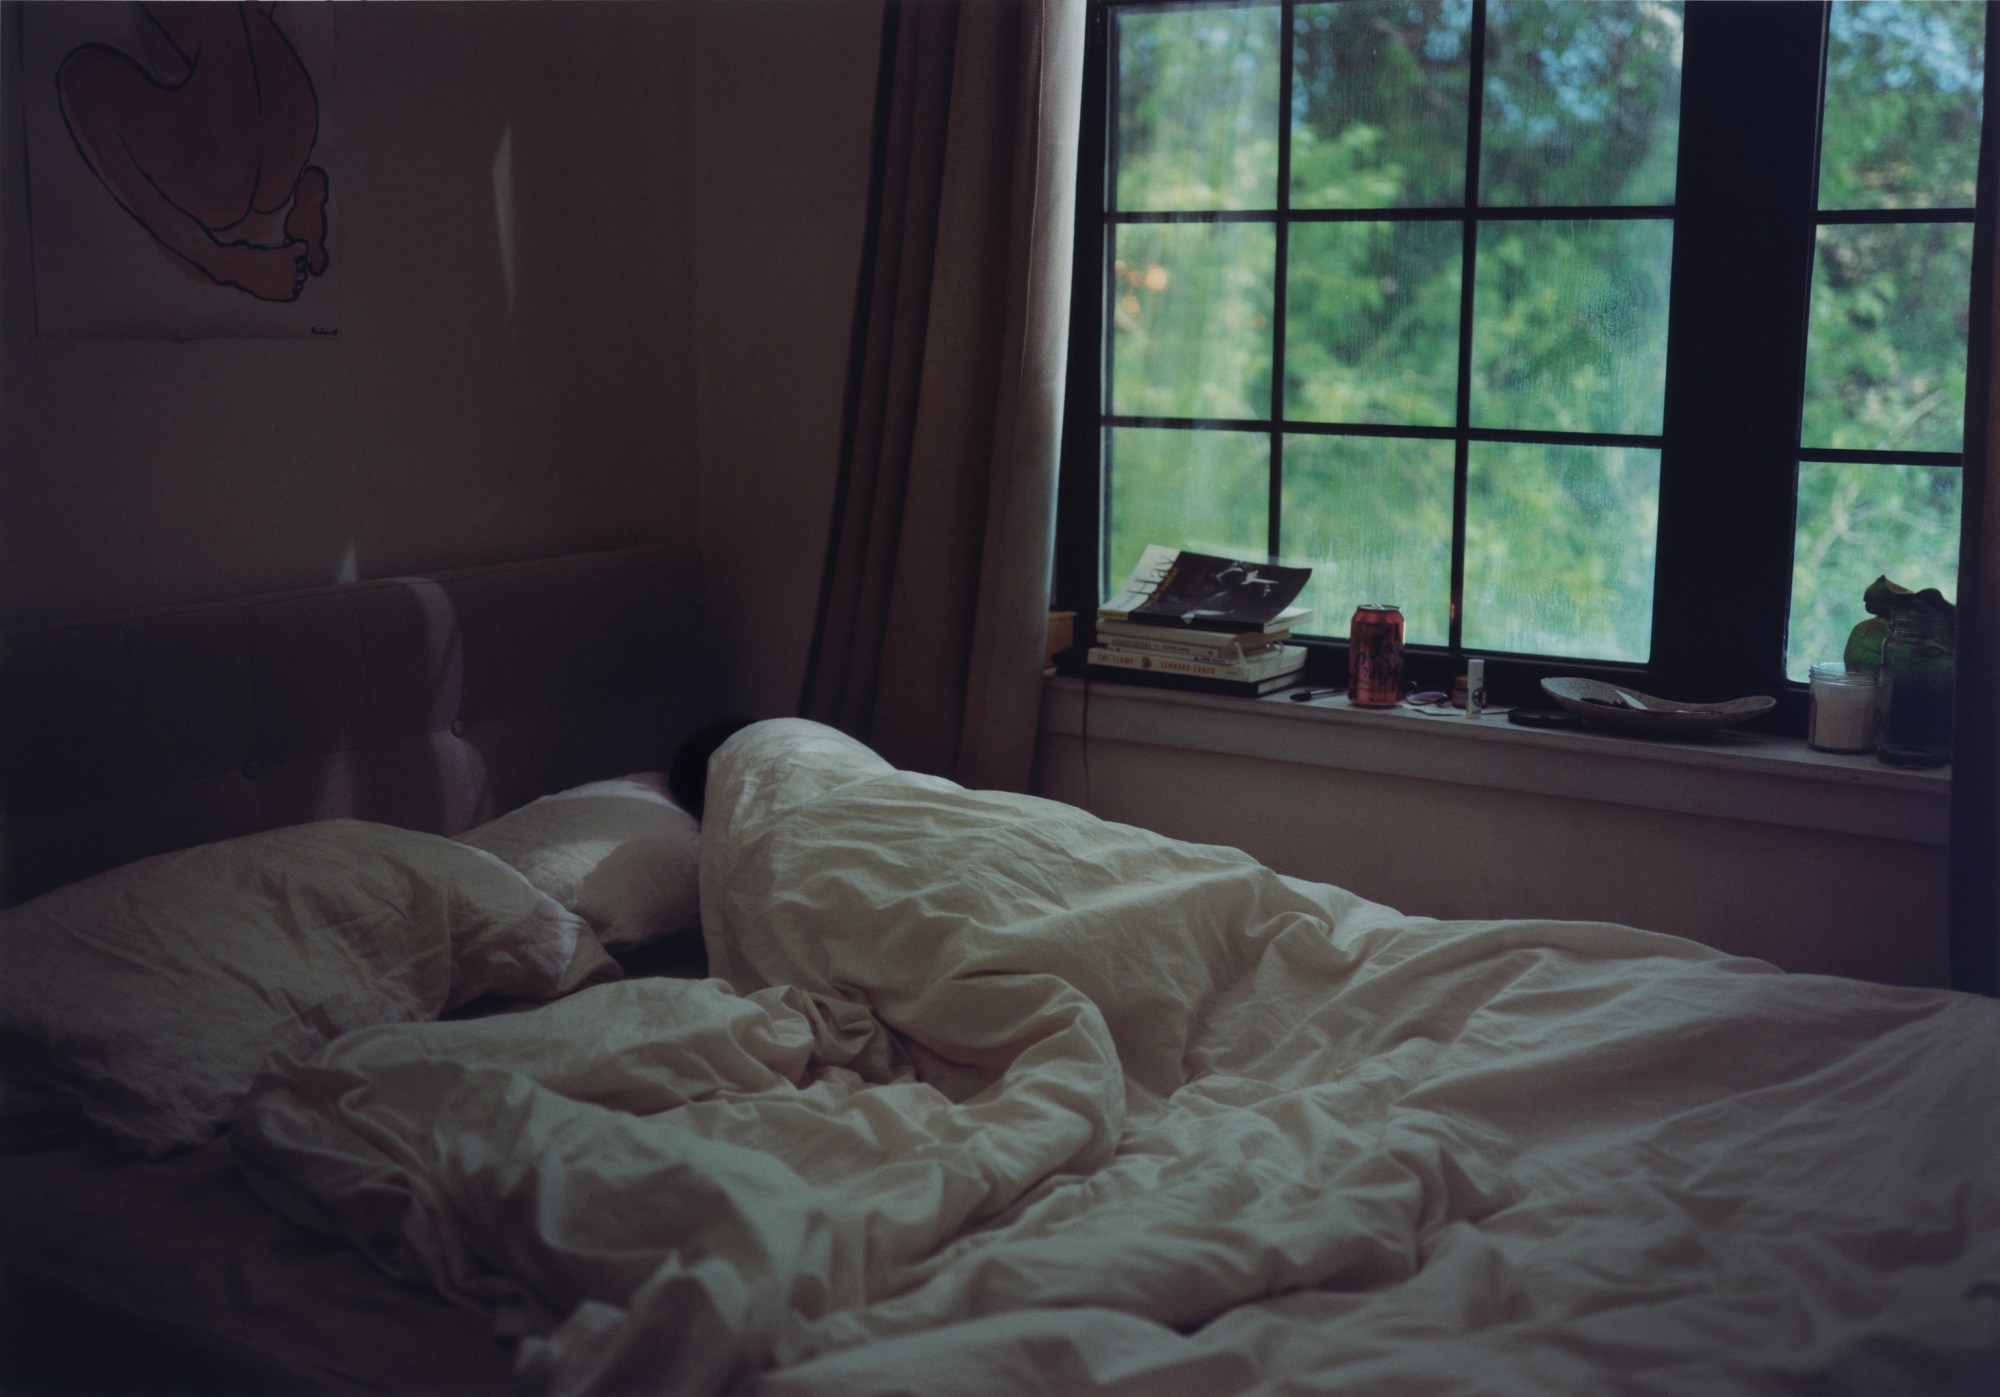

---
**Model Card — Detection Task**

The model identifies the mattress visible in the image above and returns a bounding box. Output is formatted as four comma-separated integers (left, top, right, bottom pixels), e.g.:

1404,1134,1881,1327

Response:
0,1124,515,1395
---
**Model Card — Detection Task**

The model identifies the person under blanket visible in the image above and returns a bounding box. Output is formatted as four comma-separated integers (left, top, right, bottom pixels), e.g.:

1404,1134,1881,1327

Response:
231,718,2000,1397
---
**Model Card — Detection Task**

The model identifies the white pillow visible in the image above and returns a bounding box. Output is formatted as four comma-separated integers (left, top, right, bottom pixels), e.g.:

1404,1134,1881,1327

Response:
0,820,617,1156
456,774,701,952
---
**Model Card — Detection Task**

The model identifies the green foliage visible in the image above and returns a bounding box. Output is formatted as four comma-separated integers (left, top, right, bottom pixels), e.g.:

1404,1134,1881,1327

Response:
1115,6,1280,211
1280,434,1455,643
1818,0,1985,211
1291,0,1470,209
1285,220,1461,426
1470,219,1673,435
1105,428,1268,590
1802,221,1974,454
1481,0,1683,206
1786,2,1982,675
1102,0,1978,670
1112,223,1274,419
1787,463,1960,680
1464,443,1659,661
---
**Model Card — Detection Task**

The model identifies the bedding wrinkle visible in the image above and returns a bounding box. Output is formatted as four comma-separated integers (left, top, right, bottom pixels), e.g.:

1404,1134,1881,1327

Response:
452,1086,829,1329
230,720,2000,1396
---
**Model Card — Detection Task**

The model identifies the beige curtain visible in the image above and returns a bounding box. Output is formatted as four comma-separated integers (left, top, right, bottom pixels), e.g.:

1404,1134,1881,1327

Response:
801,0,1084,791
1951,21,1999,997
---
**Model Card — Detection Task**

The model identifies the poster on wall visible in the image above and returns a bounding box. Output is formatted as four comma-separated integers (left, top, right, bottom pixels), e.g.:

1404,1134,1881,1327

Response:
20,2,340,340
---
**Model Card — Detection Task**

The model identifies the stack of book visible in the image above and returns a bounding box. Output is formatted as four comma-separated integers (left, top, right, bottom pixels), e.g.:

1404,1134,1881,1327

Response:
1087,545,1314,697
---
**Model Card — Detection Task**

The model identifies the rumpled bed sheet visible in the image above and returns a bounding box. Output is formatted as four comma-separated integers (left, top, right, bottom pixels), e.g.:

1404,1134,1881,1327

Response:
233,718,2000,1396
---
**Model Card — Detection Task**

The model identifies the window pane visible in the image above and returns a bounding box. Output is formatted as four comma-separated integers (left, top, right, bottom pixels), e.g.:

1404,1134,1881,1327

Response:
1464,442,1659,660
1800,221,1975,454
1785,460,1961,682
1280,434,1454,643
1819,0,1985,212
1290,0,1471,210
1110,223,1275,420
1480,0,1684,207
1284,221,1462,426
1469,219,1673,434
1116,4,1281,213
1105,427,1269,597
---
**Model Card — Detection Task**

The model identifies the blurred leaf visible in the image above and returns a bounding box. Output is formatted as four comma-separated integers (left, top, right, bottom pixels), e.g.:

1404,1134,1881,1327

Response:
1482,0,1684,206
1819,0,1985,211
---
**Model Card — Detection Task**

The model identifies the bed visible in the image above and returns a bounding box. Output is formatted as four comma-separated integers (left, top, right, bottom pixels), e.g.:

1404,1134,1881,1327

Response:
3,548,1997,1397
0,544,717,1393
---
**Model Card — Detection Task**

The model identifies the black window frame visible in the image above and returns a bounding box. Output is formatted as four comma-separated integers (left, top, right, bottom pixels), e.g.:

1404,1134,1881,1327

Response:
1055,0,1990,733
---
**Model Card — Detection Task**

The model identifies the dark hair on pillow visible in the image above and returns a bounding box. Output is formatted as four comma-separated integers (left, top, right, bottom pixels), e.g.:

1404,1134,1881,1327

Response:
668,720,754,820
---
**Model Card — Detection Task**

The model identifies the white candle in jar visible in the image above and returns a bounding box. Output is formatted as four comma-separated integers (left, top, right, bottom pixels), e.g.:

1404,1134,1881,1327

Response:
1807,662,1879,753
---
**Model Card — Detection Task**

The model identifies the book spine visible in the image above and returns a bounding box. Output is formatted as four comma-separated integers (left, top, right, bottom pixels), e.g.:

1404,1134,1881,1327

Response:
1081,665,1298,698
1094,619,1279,650
1086,646,1301,682
1094,634,1278,662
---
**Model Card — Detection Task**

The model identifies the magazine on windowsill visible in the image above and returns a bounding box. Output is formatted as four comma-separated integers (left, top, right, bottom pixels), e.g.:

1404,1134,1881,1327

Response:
1099,545,1313,633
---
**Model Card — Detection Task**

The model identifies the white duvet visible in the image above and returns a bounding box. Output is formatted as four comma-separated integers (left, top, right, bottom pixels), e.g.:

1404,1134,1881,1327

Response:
234,719,2000,1396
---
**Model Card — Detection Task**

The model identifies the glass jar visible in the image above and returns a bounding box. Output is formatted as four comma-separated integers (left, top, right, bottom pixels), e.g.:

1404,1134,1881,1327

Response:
1877,609,1953,768
1806,662,1879,753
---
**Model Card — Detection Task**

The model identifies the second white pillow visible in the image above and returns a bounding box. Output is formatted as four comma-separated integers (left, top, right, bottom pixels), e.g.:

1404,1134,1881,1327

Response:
457,774,701,952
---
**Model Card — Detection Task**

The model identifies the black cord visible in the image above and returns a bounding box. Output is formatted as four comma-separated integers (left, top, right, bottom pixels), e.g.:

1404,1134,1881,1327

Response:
1080,668,1096,812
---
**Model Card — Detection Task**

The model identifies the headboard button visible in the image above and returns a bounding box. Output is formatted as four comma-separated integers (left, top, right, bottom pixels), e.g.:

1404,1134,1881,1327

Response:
450,718,466,738
242,760,262,780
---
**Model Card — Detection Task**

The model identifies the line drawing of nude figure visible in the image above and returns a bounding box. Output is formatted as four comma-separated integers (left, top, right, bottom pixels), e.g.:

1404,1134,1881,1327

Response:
57,1,330,303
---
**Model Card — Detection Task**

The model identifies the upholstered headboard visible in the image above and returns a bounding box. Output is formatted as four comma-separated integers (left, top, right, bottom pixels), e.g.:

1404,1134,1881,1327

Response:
0,545,721,906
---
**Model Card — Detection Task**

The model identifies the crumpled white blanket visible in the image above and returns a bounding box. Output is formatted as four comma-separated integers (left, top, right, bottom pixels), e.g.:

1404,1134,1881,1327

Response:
234,718,2000,1396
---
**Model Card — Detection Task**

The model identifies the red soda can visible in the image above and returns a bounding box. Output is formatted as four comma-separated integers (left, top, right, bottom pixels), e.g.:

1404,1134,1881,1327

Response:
1347,604,1405,707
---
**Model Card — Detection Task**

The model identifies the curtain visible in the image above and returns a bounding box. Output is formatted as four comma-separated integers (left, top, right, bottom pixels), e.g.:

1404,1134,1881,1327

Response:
1951,11,1999,997
800,0,1084,791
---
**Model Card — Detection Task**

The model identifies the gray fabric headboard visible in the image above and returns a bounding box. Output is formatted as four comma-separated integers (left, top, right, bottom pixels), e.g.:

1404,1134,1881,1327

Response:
0,545,720,907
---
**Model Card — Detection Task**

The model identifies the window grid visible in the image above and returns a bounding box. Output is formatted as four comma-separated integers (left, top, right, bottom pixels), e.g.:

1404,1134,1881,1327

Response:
1058,0,1990,728
1098,0,1676,660
1268,0,1295,575
1781,1,1985,680
1447,0,1486,654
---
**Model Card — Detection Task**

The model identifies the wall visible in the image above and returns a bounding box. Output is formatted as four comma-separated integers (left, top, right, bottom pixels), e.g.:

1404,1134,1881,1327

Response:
1,2,700,627
0,1,1943,985
686,0,884,720
0,0,886,728
1033,733,1951,987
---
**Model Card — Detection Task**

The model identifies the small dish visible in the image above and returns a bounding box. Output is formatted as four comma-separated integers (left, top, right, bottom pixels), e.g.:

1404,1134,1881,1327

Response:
1540,677,1775,737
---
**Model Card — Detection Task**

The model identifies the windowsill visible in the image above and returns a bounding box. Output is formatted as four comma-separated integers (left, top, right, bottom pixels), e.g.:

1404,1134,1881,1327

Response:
1037,674,1950,846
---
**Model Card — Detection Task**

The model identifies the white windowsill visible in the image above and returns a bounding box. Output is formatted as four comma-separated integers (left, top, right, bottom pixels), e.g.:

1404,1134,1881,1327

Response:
1037,674,1951,846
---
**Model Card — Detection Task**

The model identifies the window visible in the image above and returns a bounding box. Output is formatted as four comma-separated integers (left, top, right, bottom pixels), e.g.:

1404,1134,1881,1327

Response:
1056,0,1990,721
1788,0,1987,681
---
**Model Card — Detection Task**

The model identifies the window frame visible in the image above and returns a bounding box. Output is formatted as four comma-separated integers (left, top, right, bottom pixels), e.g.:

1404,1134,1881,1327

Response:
1054,0,1988,733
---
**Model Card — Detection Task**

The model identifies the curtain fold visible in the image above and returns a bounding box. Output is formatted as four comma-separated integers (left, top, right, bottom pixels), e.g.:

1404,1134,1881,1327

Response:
801,0,1085,791
1950,13,1999,997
